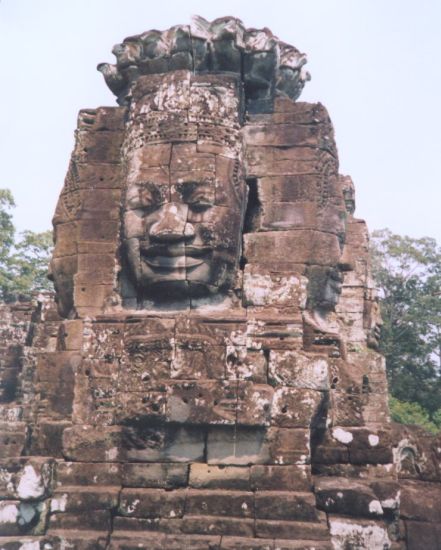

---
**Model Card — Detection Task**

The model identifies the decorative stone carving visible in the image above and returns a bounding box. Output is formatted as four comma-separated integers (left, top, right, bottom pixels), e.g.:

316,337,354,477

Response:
120,72,247,306
1,16,440,550
98,15,310,111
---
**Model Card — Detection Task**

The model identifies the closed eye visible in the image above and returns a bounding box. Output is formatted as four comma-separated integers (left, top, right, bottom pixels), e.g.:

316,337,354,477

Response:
139,203,161,215
188,197,213,211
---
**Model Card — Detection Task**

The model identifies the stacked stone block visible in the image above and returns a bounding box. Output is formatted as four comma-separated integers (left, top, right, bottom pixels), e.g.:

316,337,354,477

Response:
1,16,441,550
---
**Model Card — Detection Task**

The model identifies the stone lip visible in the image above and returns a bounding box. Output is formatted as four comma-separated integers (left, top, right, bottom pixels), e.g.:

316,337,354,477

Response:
97,15,310,110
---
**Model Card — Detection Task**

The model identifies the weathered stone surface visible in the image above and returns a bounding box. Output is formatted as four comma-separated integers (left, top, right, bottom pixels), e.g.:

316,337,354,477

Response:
122,463,188,488
189,464,250,490
1,15,438,550
315,477,386,518
328,516,392,549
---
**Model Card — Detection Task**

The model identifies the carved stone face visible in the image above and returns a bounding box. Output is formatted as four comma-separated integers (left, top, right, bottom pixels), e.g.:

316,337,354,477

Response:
122,147,245,302
307,265,344,314
365,297,383,349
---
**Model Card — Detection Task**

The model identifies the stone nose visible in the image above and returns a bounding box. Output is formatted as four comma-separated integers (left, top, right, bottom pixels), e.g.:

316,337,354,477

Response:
149,203,195,243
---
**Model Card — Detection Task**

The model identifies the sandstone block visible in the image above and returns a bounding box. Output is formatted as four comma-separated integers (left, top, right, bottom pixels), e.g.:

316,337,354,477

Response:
255,520,330,541
405,520,441,550
62,426,122,462
0,457,53,500
48,510,111,531
0,423,27,458
119,488,186,519
243,231,341,266
180,515,254,538
122,463,188,489
220,537,273,550
271,387,324,428
250,465,311,492
328,516,391,550
56,461,121,487
50,486,120,513
243,265,307,308
268,351,329,390
315,477,384,518
0,499,49,536
78,106,126,132
189,464,250,491
400,481,441,523
255,491,318,521
186,489,254,518
74,130,123,164
122,424,205,463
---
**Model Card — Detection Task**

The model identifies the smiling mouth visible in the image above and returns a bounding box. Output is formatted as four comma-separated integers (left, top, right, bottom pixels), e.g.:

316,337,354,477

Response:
140,244,212,270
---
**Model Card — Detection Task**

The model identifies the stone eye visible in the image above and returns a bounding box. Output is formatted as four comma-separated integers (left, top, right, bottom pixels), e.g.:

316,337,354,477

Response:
137,184,162,212
186,188,214,211
189,196,213,212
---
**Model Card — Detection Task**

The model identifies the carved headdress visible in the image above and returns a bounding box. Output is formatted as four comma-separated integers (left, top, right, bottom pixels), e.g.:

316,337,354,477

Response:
98,15,310,112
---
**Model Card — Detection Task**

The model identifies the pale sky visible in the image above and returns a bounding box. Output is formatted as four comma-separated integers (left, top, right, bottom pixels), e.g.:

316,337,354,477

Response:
1,0,440,242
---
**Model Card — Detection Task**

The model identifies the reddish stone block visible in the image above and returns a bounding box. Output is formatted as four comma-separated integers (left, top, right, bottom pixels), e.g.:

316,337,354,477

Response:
181,515,254,538
400,481,441,523
250,465,311,492
78,106,126,132
51,486,120,512
186,489,254,518
221,537,273,550
315,477,384,518
74,130,123,163
271,387,323,428
62,426,122,462
166,381,237,425
74,162,124,189
36,352,80,420
48,510,111,531
189,464,250,491
255,520,330,540
266,428,311,465
119,488,186,519
405,520,441,550
122,463,188,489
243,231,341,266
255,491,318,521
56,461,121,487
237,382,274,426
52,222,78,257
77,219,119,243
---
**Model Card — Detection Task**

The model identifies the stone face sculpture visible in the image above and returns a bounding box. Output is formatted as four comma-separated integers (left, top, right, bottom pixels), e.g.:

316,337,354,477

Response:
119,72,247,306
1,16,440,550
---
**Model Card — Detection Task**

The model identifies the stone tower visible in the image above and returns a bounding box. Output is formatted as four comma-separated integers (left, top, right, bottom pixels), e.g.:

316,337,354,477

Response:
1,16,440,550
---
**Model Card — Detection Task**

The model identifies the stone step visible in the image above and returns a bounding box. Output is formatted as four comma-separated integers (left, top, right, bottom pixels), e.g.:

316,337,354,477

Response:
109,532,333,549
314,475,400,519
46,530,109,549
118,487,321,522
50,485,120,512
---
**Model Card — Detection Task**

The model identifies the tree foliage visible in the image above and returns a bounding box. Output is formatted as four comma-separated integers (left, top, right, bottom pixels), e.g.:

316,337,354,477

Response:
0,189,53,301
389,397,439,434
371,229,441,427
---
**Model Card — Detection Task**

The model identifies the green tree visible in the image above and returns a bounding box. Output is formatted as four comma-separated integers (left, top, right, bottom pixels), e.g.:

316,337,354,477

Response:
389,397,438,434
10,230,54,297
0,189,53,301
0,189,17,298
371,229,441,419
